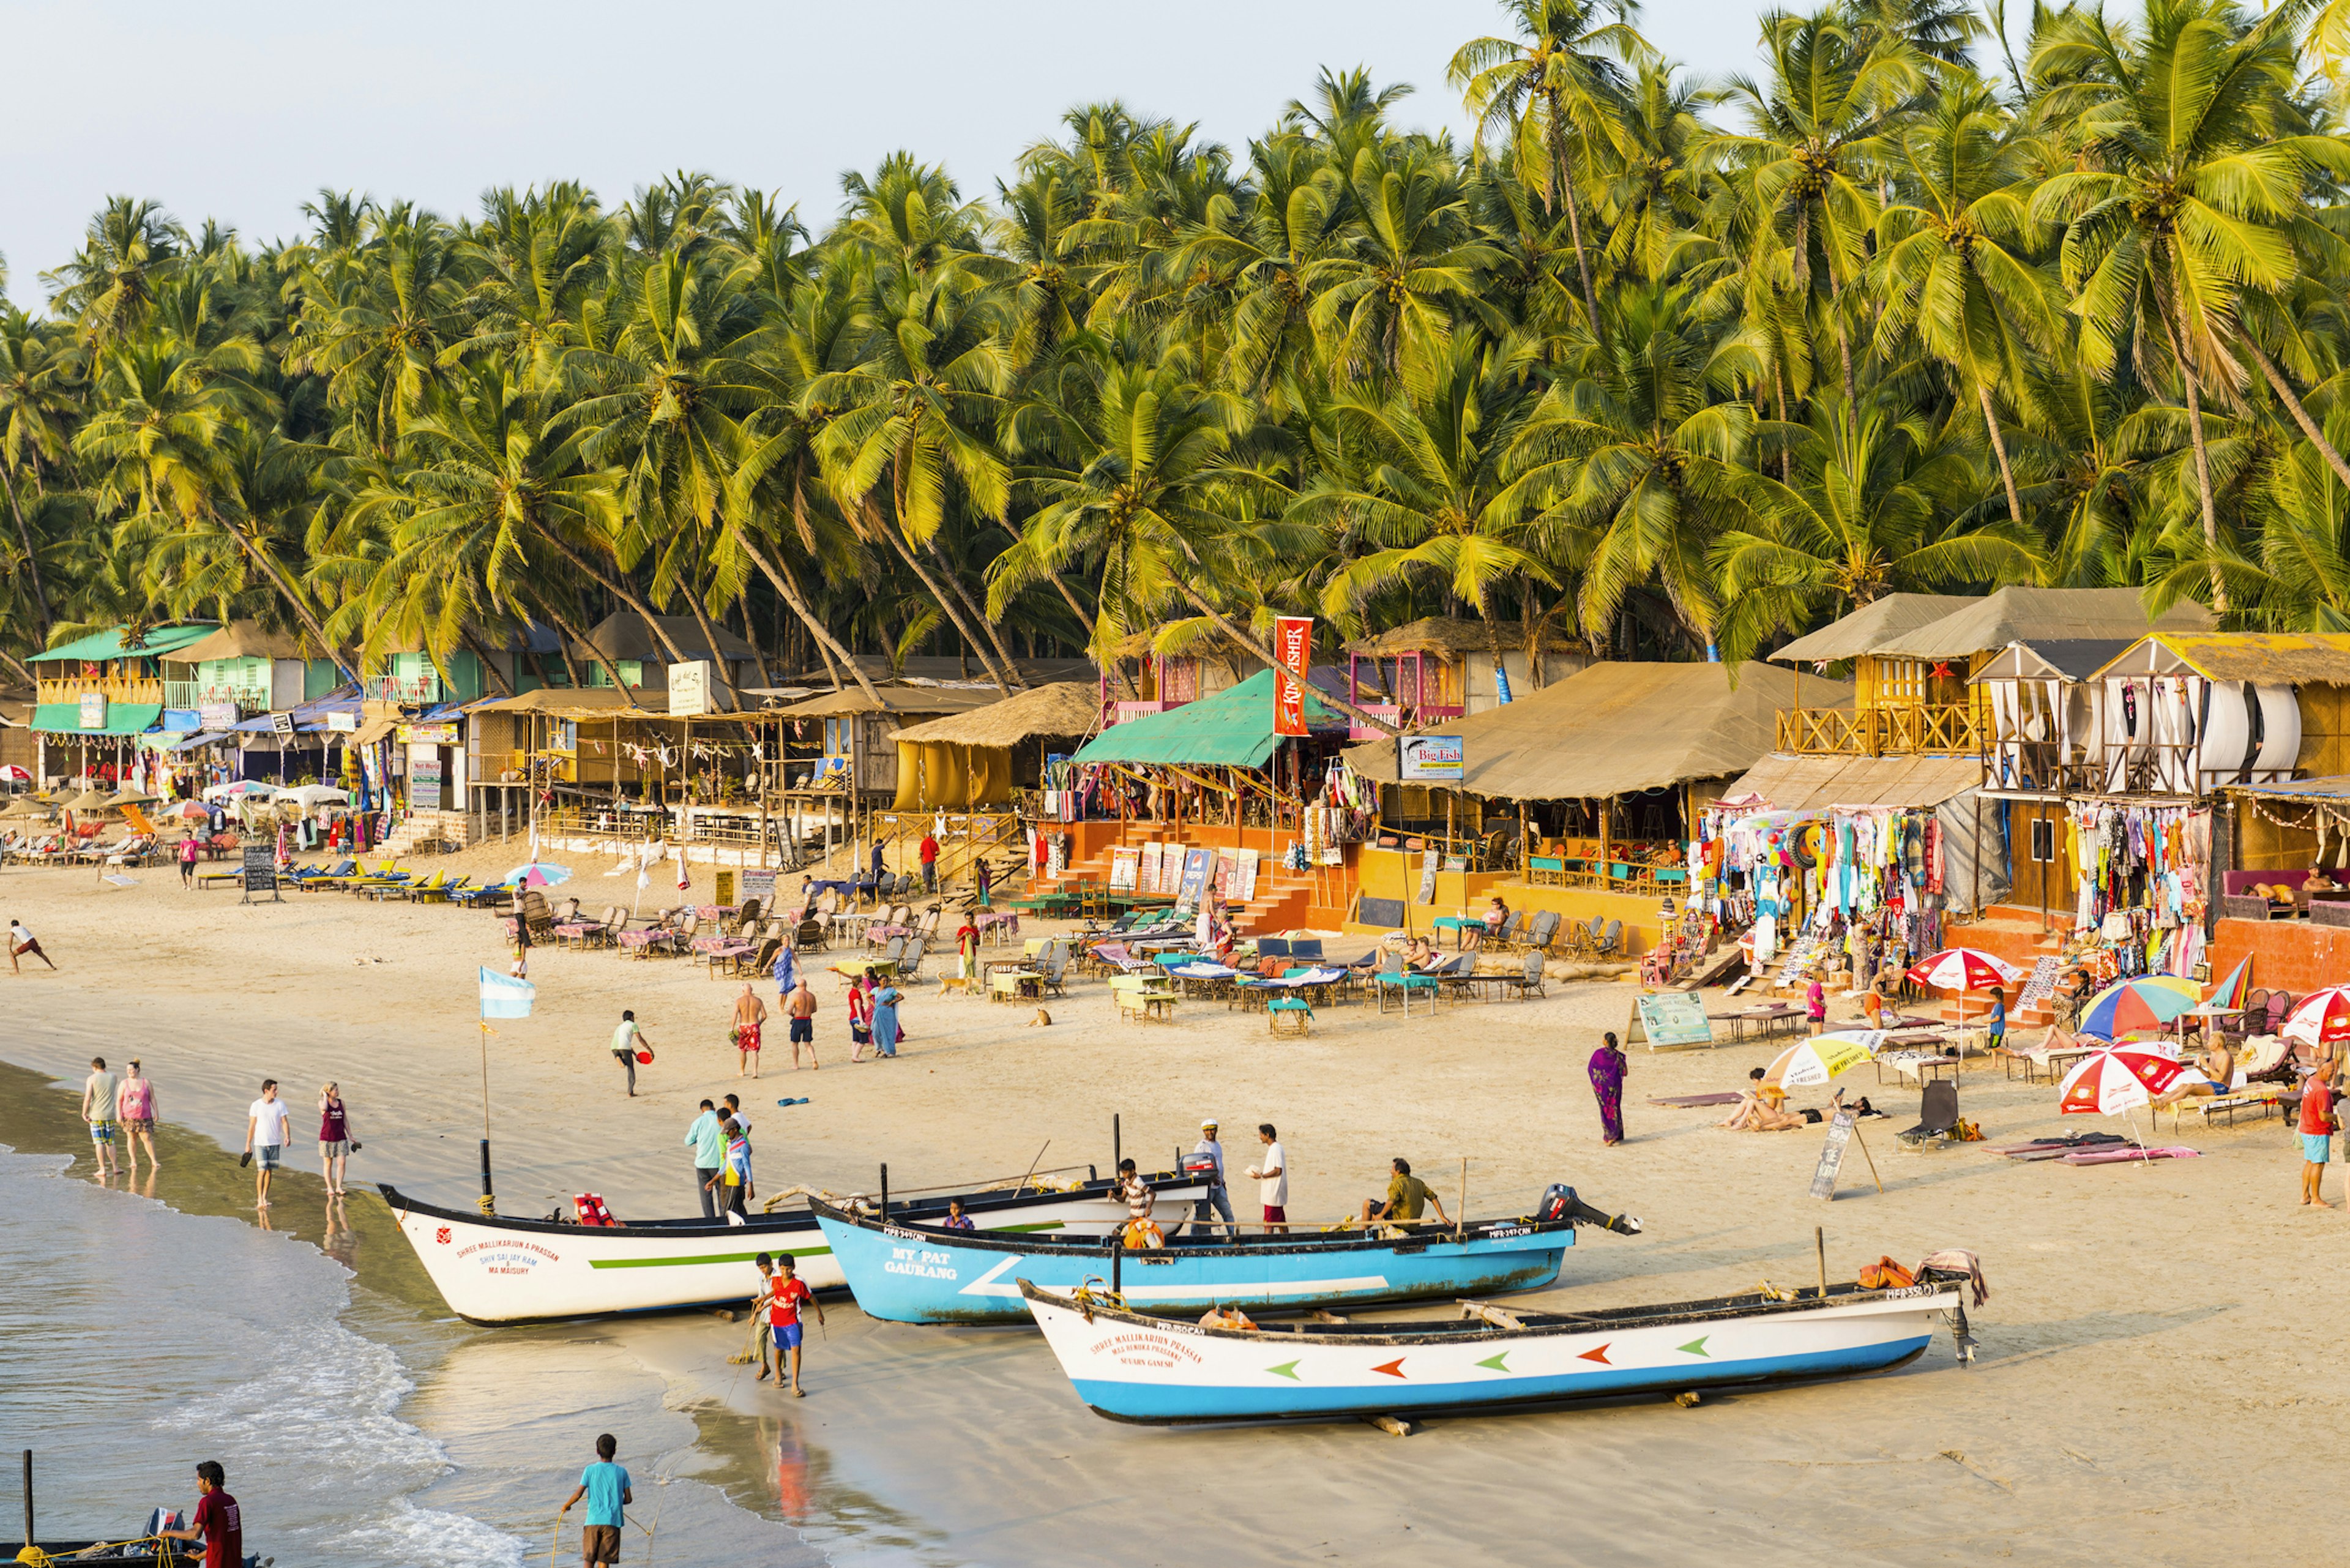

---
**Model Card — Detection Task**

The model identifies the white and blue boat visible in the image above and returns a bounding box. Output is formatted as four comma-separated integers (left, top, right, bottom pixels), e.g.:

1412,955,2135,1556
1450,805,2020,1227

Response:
1020,1274,1974,1424
811,1185,1639,1325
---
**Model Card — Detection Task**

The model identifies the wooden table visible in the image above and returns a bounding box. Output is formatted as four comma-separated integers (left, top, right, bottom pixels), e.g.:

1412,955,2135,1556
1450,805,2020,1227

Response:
1707,1004,1806,1043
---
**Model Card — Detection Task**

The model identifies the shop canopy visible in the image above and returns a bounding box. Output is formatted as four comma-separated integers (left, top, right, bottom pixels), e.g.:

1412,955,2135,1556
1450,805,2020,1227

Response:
890,682,1101,750
32,703,163,736
1073,668,1345,770
27,624,218,663
2223,775,2350,804
1717,753,1983,812
1343,661,1840,800
1869,588,2211,661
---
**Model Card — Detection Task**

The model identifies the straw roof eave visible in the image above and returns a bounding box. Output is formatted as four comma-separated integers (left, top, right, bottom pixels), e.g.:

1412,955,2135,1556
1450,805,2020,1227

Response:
888,682,1103,749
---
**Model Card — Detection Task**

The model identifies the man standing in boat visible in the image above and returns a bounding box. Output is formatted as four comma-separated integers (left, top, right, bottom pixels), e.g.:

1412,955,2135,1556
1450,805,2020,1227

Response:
1192,1119,1234,1238
157,1460,239,1568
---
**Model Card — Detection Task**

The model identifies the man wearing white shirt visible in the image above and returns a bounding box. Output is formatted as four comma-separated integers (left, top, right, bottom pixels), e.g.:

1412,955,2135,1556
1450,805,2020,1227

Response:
244,1078,293,1209
1191,1119,1234,1238
1245,1122,1288,1235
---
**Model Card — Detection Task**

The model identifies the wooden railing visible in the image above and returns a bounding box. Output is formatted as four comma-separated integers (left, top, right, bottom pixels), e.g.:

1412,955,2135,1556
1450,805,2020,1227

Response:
1775,704,1984,757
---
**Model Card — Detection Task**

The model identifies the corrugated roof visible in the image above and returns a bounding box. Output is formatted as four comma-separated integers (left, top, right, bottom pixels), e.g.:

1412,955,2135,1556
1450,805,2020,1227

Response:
890,682,1102,748
2092,632,2350,685
1871,588,2211,660
28,624,219,663
1073,668,1345,769
1769,595,1979,664
1718,753,1983,811
1343,661,1844,799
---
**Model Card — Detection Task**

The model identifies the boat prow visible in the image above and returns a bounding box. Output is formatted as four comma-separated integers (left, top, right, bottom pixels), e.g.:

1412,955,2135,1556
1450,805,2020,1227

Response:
1016,1274,1971,1425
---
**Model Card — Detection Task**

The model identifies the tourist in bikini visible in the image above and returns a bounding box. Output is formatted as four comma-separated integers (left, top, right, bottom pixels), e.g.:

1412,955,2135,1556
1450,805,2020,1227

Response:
118,1059,159,1175
785,974,819,1070
733,981,767,1078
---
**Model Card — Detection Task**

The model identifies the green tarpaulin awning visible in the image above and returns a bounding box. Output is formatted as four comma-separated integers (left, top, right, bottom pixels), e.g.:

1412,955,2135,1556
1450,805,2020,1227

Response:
1070,668,1344,770
27,624,218,663
32,703,165,736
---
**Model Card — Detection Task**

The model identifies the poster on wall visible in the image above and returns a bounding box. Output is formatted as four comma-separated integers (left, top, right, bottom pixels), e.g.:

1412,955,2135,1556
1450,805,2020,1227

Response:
1109,846,1141,892
1231,848,1261,902
1176,847,1212,910
1138,842,1165,894
411,756,444,810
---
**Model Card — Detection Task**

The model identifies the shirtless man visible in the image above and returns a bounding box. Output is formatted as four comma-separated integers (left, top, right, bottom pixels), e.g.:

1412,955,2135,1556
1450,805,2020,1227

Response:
785,975,820,1070
2157,1039,2236,1107
732,982,767,1078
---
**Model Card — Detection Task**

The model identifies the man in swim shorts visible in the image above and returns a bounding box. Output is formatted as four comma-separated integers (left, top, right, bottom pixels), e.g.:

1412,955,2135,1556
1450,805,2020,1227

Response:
756,1253,823,1397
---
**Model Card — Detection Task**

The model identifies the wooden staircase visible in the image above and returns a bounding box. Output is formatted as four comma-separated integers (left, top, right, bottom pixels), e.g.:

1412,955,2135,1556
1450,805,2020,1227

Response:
1932,905,2070,1028
1029,826,1334,933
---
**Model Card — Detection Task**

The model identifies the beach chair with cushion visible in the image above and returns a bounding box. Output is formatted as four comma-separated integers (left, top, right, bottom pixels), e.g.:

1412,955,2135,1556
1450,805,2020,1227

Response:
729,936,782,979
411,874,471,905
1521,910,1561,956
1483,911,1525,952
1590,920,1623,961
898,935,928,980
1501,946,1548,1000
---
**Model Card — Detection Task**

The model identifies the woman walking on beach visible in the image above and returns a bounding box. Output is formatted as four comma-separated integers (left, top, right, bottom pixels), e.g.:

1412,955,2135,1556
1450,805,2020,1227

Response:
870,979,904,1059
319,1082,352,1196
847,971,875,1061
1587,1032,1627,1146
119,1060,159,1174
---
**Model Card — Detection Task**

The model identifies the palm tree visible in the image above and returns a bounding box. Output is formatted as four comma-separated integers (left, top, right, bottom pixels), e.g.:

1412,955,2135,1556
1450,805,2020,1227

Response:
1870,79,2064,525
43,197,186,349
1450,0,1650,329
0,311,81,638
2028,0,2346,613
1302,143,1502,388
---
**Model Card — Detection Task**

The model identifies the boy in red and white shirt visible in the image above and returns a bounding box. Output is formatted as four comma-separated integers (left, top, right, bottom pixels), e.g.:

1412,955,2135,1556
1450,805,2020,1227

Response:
754,1252,824,1397
2300,1074,2338,1208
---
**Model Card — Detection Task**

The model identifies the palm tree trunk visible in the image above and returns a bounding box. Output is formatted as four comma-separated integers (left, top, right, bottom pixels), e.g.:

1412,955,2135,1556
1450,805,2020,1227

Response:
1979,383,2024,526
1546,105,1602,332
927,536,1028,688
0,647,34,684
455,625,517,698
736,601,776,690
2239,333,2350,492
219,521,358,681
863,499,1013,694
1168,583,1400,736
0,462,52,640
2161,283,2231,613
1056,572,1139,698
731,521,882,704
535,532,692,665
1825,264,1857,408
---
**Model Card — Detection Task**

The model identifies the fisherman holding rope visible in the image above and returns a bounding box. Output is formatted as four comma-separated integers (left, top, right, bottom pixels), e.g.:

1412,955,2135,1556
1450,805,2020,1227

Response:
559,1433,632,1568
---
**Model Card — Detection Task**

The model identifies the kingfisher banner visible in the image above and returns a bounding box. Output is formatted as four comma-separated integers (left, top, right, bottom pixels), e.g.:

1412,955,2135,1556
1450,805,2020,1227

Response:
1272,616,1313,737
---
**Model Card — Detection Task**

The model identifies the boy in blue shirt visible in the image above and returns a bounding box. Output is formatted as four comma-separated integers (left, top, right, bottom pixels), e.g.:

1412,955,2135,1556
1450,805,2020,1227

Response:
559,1432,632,1568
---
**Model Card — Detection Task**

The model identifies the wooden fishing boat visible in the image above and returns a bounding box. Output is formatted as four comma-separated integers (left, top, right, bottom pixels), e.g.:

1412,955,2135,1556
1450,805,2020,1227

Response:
381,1167,1209,1324
812,1185,1641,1325
18,1545,256,1567
1019,1275,1973,1424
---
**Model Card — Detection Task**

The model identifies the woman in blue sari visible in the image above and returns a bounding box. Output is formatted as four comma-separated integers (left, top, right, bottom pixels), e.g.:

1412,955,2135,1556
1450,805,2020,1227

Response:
871,981,904,1058
1587,1031,1627,1145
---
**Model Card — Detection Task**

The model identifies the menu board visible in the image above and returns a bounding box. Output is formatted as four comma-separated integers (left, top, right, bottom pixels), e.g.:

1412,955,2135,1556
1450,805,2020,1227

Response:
1632,991,1715,1050
1109,846,1141,892
739,867,777,911
240,842,282,905
1810,1110,1857,1200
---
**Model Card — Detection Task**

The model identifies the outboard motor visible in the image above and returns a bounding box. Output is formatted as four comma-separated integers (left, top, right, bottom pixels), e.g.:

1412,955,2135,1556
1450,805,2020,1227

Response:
1537,1182,1642,1236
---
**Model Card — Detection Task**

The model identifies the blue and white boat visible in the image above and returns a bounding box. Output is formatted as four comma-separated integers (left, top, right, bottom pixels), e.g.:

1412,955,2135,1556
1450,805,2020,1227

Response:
811,1185,1639,1325
1020,1274,1974,1424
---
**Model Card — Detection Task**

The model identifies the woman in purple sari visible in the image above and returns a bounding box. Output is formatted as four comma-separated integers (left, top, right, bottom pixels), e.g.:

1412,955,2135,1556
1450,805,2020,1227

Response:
1587,1031,1628,1145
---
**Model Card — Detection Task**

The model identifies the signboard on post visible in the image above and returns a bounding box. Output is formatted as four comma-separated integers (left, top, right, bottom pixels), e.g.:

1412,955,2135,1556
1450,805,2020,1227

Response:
269,711,297,741
669,660,713,717
739,867,776,911
411,751,444,810
398,722,460,746
1631,991,1715,1050
1809,1110,1857,1200
327,711,359,733
1399,734,1464,783
1272,616,1313,737
239,842,282,904
79,693,108,731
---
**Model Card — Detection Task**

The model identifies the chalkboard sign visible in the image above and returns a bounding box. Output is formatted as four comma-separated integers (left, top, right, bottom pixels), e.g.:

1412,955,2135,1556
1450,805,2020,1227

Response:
1809,1110,1856,1200
1356,895,1406,930
240,842,282,905
1633,991,1715,1050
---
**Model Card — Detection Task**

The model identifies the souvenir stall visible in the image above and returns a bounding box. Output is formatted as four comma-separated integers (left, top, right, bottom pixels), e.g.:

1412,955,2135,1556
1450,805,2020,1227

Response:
2059,801,2212,984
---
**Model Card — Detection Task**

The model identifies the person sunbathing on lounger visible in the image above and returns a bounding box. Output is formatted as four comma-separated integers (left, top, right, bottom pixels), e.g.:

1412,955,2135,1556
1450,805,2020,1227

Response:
1718,1067,1807,1131
2155,1040,2237,1107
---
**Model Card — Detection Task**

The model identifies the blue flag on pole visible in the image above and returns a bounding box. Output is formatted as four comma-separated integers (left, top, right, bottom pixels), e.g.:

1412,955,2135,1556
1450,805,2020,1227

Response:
479,966,535,1019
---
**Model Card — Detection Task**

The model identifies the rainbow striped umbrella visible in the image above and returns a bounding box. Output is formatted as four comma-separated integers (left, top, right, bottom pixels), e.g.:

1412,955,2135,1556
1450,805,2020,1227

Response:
2204,957,2251,1011
2076,976,2201,1041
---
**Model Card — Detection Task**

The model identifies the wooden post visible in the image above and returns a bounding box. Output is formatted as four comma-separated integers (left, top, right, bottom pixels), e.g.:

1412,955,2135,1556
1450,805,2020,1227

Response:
1456,1156,1467,1242
1815,1225,1827,1298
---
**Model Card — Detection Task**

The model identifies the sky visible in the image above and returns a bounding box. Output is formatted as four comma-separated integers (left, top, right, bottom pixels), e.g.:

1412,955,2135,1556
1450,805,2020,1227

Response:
0,0,2021,311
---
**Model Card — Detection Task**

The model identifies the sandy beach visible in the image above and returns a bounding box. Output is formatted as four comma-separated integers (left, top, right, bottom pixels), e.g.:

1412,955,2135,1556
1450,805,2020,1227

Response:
7,849,2346,1566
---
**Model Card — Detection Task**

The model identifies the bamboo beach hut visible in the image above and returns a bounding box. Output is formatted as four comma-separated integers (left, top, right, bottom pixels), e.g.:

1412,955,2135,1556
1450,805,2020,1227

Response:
887,682,1102,809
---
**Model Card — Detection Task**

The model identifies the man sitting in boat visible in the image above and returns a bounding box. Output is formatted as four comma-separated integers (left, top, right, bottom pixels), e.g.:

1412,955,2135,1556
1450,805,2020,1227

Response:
1114,1158,1163,1248
1357,1157,1450,1226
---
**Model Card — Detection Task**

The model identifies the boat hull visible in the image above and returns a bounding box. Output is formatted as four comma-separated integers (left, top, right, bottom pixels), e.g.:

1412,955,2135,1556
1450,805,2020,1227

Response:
1022,1283,1960,1423
815,1204,1571,1325
381,1178,1206,1324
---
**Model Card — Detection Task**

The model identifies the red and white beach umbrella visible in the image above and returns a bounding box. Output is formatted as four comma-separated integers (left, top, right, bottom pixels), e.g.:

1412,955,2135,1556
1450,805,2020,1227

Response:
1905,947,2023,992
2056,1047,2191,1117
2281,986,2350,1046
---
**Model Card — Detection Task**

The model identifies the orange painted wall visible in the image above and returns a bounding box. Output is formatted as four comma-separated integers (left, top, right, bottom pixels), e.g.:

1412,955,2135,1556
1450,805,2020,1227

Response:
2207,917,2350,998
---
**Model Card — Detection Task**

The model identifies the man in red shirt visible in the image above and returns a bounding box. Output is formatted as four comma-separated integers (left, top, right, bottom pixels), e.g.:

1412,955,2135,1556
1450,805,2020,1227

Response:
754,1252,825,1398
160,1460,241,1567
918,831,939,892
2300,1074,2338,1207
